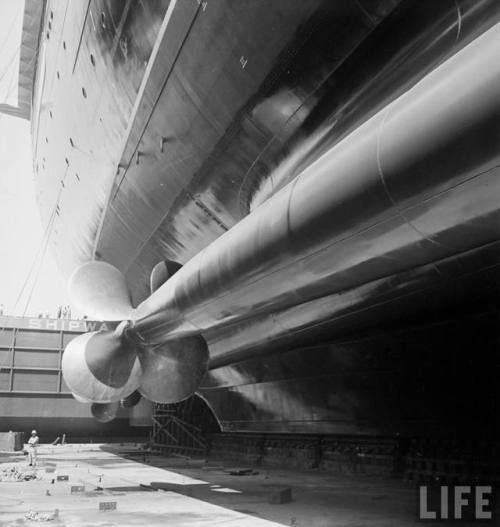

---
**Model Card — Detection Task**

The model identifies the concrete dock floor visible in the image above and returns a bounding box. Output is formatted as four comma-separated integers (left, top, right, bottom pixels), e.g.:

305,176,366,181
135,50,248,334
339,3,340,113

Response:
0,444,490,526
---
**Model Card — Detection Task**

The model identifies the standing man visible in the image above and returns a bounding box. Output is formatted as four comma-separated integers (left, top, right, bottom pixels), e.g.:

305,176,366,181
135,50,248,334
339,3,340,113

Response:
27,430,39,467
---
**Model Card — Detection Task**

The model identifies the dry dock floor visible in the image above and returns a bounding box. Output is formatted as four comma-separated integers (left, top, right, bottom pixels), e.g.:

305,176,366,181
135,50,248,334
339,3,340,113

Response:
0,444,487,526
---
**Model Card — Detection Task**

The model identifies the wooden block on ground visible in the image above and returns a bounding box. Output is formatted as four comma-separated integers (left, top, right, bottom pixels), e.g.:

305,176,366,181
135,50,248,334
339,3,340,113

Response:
150,482,174,491
268,487,292,504
99,501,117,511
150,482,193,496
224,467,254,476
71,485,85,493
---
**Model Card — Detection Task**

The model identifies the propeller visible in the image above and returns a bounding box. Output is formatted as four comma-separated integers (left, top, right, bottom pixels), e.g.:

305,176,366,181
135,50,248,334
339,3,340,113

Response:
137,336,208,403
62,322,141,403
120,390,142,408
72,393,91,403
63,260,209,417
91,402,120,423
68,261,133,321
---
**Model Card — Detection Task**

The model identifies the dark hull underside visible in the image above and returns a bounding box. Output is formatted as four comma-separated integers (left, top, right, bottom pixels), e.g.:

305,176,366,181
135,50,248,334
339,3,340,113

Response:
201,311,500,437
31,0,500,437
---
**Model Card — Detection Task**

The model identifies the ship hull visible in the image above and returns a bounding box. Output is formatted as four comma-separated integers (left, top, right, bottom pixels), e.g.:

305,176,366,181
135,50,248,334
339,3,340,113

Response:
30,0,500,437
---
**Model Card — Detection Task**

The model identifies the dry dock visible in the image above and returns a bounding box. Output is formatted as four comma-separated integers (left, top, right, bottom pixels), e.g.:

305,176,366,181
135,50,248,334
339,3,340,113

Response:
2,443,494,526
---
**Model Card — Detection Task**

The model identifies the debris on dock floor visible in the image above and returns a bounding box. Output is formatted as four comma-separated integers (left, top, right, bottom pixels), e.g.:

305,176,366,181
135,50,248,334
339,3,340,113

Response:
0,465,39,482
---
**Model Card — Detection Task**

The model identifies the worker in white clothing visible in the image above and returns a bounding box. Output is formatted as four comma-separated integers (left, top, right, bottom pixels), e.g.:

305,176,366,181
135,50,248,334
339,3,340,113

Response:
27,430,39,467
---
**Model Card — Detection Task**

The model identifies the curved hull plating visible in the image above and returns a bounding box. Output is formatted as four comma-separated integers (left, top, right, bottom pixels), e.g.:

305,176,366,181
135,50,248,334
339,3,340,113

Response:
32,0,500,436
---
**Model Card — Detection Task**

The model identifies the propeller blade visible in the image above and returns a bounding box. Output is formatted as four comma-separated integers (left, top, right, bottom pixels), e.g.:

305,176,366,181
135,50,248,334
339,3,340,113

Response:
72,393,91,403
120,390,142,408
62,326,141,403
91,402,120,423
68,261,133,320
137,335,208,403
150,260,182,294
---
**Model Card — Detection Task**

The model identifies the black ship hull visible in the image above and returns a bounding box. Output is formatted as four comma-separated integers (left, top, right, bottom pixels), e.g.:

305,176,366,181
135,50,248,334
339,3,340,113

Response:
25,0,500,437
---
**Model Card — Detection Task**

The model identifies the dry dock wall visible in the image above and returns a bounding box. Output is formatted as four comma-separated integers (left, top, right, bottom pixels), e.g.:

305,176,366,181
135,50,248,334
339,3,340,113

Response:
0,316,151,440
